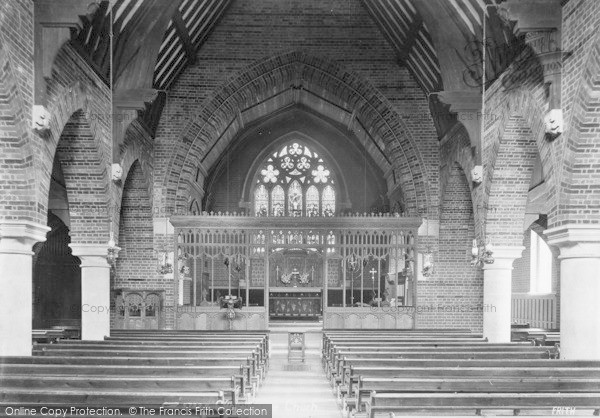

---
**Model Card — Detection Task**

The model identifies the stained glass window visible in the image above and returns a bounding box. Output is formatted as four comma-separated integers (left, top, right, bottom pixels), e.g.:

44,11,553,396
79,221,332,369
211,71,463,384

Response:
288,180,303,216
271,185,285,217
306,186,319,217
254,185,268,217
253,142,336,216
322,185,335,217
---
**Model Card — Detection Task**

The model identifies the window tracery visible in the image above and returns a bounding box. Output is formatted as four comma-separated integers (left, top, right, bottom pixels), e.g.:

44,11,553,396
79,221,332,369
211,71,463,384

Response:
253,142,336,217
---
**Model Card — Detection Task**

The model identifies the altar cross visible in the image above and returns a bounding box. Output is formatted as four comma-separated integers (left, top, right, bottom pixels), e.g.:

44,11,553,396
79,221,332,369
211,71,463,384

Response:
369,268,377,281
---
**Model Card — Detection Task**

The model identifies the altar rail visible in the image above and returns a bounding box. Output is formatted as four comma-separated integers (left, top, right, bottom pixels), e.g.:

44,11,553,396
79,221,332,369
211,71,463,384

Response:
323,307,414,329
511,293,558,329
177,306,267,330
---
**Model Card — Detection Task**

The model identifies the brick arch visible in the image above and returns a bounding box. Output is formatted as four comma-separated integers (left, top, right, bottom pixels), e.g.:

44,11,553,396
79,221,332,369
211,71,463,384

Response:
486,115,540,246
118,120,154,219
115,160,154,283
53,110,110,244
0,43,38,221
555,37,600,226
429,162,482,332
165,50,431,216
484,87,557,246
440,127,477,206
39,80,110,228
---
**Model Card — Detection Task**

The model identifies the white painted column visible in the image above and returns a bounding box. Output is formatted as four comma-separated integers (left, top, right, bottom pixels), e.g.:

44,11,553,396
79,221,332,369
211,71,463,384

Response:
547,225,600,360
482,246,524,343
69,244,113,341
0,221,50,356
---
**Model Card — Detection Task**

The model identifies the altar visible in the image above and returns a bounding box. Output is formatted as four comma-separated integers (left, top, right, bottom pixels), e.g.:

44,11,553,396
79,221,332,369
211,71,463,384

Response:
269,288,322,319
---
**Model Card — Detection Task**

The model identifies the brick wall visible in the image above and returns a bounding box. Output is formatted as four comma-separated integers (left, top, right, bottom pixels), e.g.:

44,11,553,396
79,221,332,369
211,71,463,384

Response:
556,0,600,226
0,0,37,222
418,163,482,332
154,0,439,221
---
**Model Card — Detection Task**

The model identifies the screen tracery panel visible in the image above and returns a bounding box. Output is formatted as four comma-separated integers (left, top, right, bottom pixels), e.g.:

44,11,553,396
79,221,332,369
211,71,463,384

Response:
173,215,419,329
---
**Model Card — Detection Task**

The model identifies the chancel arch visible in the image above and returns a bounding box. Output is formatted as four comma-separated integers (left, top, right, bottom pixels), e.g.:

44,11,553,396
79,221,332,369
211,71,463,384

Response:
164,51,432,218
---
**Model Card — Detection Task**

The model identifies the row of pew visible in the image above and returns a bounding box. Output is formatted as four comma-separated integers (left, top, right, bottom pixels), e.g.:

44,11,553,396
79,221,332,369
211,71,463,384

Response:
512,327,561,347
1,330,269,412
322,329,600,417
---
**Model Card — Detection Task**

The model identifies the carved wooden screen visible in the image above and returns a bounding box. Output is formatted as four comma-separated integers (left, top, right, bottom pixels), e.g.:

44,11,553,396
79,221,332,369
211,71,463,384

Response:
173,214,420,313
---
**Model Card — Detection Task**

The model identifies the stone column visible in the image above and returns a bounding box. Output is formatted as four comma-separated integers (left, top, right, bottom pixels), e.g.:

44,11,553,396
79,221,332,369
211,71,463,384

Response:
69,244,113,341
0,221,50,356
546,225,600,360
482,246,524,343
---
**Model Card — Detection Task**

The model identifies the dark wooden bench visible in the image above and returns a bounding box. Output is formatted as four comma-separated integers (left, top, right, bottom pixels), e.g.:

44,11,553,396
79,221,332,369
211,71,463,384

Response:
0,388,226,405
365,392,600,417
347,376,600,413
0,374,243,404
0,355,261,394
342,366,600,410
32,329,68,344
327,348,554,377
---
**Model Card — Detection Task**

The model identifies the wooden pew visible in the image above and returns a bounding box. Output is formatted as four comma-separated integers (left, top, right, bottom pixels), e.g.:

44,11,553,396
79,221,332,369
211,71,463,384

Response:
32,346,267,379
327,348,554,378
53,340,268,363
343,367,600,410
0,388,226,406
349,376,600,413
323,336,489,355
104,335,269,359
32,329,67,344
0,374,242,404
364,392,600,417
323,342,540,370
0,363,253,392
3,331,269,409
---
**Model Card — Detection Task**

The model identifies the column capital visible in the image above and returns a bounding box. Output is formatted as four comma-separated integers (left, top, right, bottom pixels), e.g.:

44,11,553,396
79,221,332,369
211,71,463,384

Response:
0,220,50,255
545,224,600,259
69,244,112,268
482,245,525,270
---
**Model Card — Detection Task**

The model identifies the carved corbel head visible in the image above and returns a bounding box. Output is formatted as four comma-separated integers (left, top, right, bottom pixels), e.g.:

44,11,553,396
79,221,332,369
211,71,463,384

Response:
544,109,563,141
471,165,483,184
32,105,51,132
112,163,123,182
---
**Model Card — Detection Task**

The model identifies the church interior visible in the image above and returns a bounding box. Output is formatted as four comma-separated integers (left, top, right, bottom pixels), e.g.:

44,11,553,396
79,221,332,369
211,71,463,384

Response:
0,0,599,416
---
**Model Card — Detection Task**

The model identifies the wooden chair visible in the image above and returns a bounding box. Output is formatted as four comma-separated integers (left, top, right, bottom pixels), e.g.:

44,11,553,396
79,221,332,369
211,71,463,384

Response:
288,331,305,363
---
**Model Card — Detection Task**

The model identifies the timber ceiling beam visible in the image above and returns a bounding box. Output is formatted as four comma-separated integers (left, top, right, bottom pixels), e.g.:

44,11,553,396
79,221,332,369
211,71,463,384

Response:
112,0,181,91
397,15,423,63
172,10,196,65
411,0,480,93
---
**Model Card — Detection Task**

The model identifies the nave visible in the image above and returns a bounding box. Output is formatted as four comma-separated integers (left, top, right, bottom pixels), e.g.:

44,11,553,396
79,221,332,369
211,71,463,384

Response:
1,329,599,417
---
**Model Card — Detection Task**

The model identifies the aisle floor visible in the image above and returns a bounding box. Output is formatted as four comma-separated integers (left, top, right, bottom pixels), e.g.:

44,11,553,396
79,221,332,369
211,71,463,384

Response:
253,332,343,418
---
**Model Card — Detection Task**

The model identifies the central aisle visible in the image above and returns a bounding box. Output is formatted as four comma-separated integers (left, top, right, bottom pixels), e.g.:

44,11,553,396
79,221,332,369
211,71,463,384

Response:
253,329,342,418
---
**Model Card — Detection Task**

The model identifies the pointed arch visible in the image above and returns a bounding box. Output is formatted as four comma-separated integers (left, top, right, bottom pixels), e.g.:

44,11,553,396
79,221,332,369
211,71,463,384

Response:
164,51,431,218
